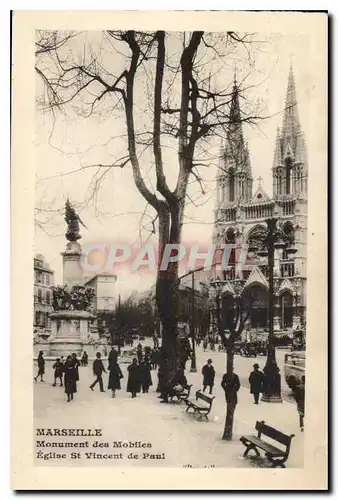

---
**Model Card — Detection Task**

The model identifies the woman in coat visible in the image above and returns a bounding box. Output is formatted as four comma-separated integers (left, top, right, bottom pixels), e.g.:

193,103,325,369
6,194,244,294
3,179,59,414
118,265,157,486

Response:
139,357,153,393
64,355,77,402
127,358,141,398
108,361,123,398
34,351,45,382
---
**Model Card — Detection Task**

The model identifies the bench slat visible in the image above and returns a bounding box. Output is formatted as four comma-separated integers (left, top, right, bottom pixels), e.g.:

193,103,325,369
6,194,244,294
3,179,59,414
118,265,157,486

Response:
241,435,286,457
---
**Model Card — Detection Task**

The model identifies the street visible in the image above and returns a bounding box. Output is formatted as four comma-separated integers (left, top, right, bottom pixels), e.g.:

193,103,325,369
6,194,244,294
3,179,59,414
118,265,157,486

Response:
34,342,303,468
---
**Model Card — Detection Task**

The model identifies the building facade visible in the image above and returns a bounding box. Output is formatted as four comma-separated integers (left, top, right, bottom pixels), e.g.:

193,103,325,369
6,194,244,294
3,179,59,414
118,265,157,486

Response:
210,65,308,338
84,274,118,336
34,254,55,337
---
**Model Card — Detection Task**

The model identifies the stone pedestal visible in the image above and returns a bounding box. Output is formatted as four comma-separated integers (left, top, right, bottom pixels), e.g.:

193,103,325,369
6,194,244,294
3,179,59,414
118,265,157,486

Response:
62,241,84,287
49,310,96,357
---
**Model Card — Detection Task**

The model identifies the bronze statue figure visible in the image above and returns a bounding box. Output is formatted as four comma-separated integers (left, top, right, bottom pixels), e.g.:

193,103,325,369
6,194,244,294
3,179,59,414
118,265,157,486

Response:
65,198,87,242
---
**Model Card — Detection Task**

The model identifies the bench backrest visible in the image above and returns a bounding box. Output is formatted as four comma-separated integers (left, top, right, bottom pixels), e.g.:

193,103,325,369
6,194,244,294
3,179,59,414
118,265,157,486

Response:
255,421,294,447
196,390,214,404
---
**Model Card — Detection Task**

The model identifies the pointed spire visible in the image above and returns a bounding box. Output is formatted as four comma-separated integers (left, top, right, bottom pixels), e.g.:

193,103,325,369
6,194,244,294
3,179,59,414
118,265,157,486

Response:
281,64,301,156
273,127,282,166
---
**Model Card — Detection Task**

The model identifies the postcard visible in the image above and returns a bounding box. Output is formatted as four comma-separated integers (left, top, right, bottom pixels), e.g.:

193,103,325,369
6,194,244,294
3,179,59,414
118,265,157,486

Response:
11,10,327,490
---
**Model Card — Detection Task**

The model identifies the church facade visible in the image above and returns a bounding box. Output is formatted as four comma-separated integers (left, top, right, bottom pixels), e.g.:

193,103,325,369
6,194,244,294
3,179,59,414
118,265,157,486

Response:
210,65,308,340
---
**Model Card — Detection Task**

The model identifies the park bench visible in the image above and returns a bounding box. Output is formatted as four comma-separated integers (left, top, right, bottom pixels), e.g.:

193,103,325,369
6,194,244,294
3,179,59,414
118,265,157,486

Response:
185,390,215,421
170,384,192,403
240,420,295,468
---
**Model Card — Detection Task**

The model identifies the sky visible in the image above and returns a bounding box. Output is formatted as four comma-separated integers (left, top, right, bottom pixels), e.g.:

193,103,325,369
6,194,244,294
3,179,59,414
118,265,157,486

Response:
35,31,313,297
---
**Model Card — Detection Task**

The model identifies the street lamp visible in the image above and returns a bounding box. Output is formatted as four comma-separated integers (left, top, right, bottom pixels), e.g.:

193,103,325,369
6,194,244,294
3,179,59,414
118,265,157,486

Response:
249,217,297,403
179,267,206,373
210,276,223,342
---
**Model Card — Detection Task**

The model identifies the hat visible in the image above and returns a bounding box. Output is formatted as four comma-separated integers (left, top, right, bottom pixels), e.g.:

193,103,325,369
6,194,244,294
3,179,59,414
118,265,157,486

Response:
253,363,259,368
207,359,212,363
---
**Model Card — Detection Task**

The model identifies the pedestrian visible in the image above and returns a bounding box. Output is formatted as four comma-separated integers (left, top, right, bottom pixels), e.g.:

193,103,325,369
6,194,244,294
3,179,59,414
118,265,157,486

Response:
202,359,215,394
34,351,45,382
108,360,123,398
127,358,141,398
248,363,265,404
89,352,106,392
221,369,241,440
81,351,88,367
136,343,143,364
139,357,153,393
294,375,305,432
63,355,77,402
203,339,208,352
108,346,118,367
72,353,80,381
52,358,64,387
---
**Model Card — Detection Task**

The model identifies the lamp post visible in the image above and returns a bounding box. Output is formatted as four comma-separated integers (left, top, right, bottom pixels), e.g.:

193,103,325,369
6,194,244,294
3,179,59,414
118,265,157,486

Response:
179,267,205,373
250,217,297,403
210,276,223,341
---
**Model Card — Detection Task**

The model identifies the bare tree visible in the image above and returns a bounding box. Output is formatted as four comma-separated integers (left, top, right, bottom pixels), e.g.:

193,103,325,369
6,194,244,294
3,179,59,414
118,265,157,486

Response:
36,29,265,379
217,291,251,440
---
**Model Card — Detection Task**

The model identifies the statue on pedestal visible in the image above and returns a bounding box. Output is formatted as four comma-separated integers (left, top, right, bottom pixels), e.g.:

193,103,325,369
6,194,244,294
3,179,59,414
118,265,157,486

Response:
65,198,87,242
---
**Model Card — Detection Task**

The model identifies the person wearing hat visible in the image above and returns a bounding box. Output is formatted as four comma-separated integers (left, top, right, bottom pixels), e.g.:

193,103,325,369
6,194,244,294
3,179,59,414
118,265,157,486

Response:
249,363,265,404
201,359,216,395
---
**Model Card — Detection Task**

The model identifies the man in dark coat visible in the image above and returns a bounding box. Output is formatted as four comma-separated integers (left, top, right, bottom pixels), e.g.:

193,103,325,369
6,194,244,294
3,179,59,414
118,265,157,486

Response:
202,359,216,394
294,375,305,431
89,352,106,392
81,351,88,366
221,369,241,440
139,357,153,393
136,344,143,364
160,368,187,403
108,361,123,398
221,370,241,405
127,358,141,398
52,358,64,387
34,351,45,382
248,363,265,404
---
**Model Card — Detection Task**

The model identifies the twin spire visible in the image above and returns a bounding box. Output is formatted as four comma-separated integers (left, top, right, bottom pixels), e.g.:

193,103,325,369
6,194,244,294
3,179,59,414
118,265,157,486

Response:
273,64,307,168
218,63,307,205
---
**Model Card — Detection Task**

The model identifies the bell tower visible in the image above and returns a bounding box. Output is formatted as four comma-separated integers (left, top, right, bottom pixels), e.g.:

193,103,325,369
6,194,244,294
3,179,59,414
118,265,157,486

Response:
272,64,308,200
216,76,253,208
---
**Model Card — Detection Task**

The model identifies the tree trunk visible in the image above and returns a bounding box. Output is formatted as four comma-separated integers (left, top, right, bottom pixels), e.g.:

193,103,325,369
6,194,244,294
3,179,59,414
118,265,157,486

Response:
156,269,180,377
222,346,236,440
226,347,234,375
222,402,236,440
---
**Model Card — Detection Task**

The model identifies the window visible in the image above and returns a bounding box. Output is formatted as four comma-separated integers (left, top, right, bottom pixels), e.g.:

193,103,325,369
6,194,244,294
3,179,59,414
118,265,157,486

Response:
228,169,235,202
46,290,51,304
285,158,292,195
37,289,42,303
46,274,50,286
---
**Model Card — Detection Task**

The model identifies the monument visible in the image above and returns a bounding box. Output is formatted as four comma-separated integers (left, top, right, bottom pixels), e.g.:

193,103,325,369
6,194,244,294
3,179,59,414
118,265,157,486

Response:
48,200,97,356
34,200,108,358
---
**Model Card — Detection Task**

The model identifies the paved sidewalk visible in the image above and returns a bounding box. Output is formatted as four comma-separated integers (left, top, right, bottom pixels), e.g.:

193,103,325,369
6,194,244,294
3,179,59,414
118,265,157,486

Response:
34,362,303,468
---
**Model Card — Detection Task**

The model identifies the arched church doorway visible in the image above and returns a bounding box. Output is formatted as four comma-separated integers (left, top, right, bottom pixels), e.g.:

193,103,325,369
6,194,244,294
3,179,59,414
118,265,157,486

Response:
242,284,268,328
280,291,293,328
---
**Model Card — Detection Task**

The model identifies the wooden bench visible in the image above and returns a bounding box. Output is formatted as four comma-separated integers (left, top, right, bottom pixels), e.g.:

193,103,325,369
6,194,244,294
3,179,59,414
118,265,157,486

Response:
240,420,295,468
170,384,192,403
185,390,215,421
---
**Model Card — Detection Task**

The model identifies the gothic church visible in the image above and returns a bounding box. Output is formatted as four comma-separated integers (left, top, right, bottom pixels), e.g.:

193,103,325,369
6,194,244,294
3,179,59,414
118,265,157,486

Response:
211,65,308,338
